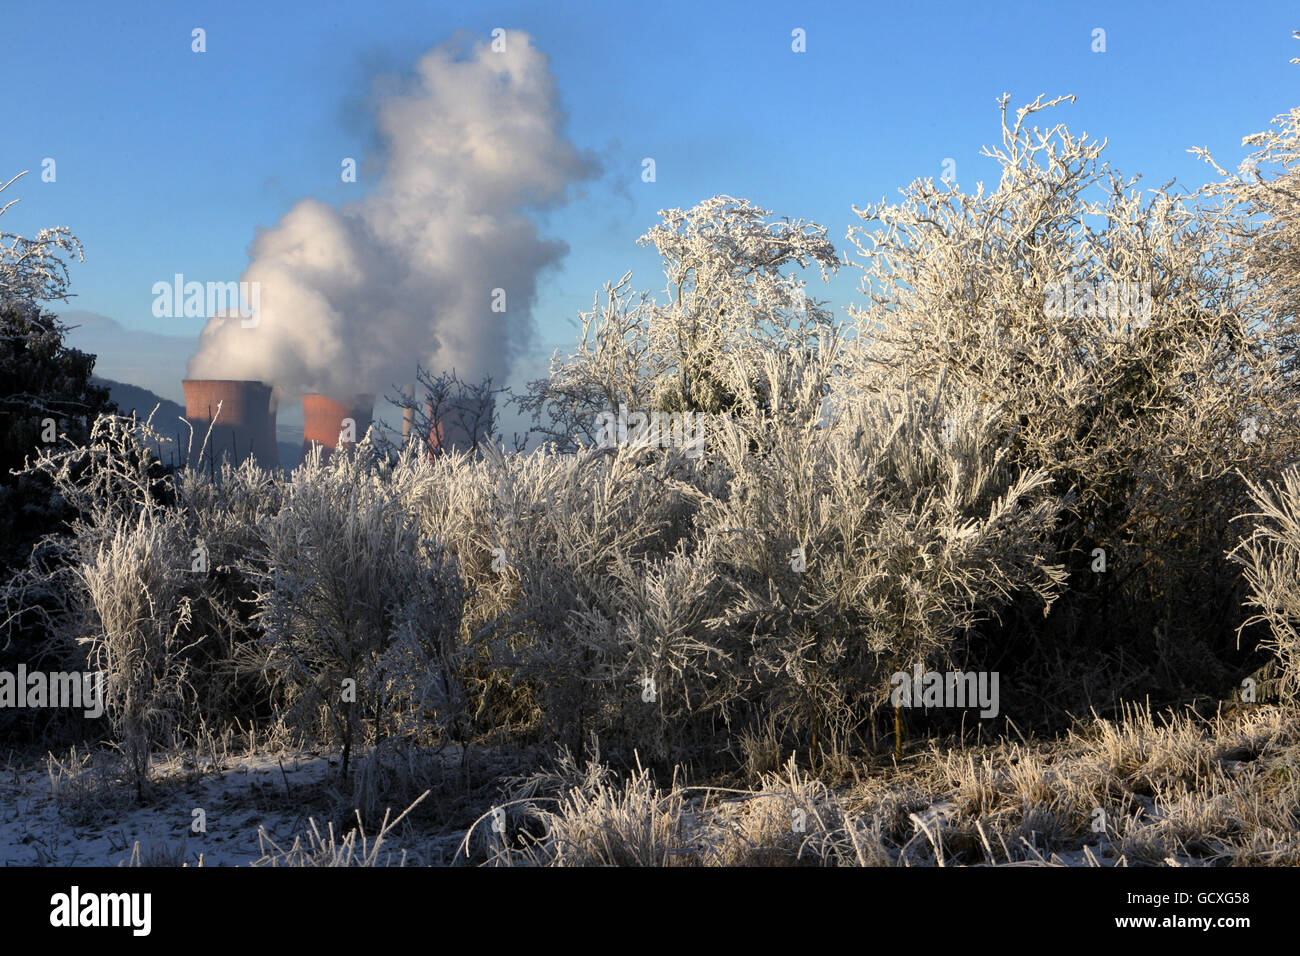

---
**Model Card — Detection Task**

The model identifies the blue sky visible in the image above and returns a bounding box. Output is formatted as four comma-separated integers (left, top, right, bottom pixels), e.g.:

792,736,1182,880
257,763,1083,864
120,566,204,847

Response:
4,0,1299,411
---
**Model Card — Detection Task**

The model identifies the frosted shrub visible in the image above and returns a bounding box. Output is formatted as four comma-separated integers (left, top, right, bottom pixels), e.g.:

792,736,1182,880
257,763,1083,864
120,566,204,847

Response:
519,196,840,450
695,338,1065,758
172,459,285,722
389,445,501,633
19,412,174,542
1,413,200,786
5,415,274,790
252,441,464,777
1232,470,1300,700
472,439,707,754
176,457,284,552
387,445,536,734
471,322,1064,763
14,418,286,740
503,193,1070,760
507,196,852,755
395,434,727,756
77,509,195,797
844,94,1300,706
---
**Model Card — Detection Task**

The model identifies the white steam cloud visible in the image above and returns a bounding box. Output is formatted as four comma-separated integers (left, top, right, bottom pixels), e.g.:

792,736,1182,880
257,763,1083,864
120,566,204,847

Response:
187,32,596,400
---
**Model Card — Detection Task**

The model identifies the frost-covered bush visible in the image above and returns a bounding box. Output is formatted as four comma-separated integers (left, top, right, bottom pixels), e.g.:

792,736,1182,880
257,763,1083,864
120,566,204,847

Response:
498,194,1069,760
0,414,188,712
454,321,1064,763
389,447,499,631
172,459,284,722
519,196,841,450
843,94,1300,708
0,413,210,790
1232,470,1300,700
471,438,705,755
251,441,464,777
693,338,1064,759
77,509,194,796
386,445,533,734
390,430,726,756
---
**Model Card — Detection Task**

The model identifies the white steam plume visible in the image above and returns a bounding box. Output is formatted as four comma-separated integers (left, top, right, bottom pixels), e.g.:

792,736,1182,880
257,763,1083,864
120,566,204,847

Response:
187,31,596,400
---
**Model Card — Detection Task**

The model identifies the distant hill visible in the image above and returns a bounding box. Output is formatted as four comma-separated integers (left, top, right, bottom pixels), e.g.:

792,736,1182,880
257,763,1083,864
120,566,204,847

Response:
63,311,195,407
95,376,185,424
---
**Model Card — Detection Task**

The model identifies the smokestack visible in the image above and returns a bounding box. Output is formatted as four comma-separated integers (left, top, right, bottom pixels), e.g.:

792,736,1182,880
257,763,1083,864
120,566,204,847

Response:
401,384,415,445
182,379,280,471
301,393,374,461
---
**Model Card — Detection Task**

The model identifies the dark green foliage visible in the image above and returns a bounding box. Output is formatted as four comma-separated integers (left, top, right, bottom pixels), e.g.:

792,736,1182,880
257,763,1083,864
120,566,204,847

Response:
0,299,115,573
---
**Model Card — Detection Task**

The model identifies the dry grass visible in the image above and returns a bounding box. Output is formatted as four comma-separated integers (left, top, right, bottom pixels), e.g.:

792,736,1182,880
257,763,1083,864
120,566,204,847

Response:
121,839,197,867
478,703,1299,866
46,746,136,827
252,791,428,867
16,701,1300,866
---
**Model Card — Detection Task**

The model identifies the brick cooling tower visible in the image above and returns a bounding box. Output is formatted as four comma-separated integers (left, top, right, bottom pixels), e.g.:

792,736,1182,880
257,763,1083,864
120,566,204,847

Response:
182,379,280,470
301,393,374,461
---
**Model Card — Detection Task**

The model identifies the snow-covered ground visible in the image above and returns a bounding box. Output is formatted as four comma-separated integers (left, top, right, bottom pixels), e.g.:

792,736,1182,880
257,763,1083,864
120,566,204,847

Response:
0,750,344,866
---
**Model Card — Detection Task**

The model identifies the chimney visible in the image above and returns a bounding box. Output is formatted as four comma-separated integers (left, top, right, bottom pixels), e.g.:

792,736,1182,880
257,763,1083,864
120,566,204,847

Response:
401,383,415,445
301,393,375,462
182,379,280,471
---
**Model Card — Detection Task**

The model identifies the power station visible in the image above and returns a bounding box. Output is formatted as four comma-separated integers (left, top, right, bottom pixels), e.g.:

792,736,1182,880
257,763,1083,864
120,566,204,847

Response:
181,380,491,470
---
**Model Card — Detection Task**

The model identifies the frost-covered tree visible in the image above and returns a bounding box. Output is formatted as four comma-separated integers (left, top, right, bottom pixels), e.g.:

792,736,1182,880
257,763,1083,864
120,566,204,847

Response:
252,442,465,778
520,196,841,449
0,173,109,576
1193,33,1300,376
844,93,1300,710
0,170,83,306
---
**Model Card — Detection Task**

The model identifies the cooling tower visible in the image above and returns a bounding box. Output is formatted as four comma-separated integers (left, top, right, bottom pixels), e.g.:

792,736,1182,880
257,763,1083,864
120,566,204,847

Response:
182,379,280,471
301,393,375,461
